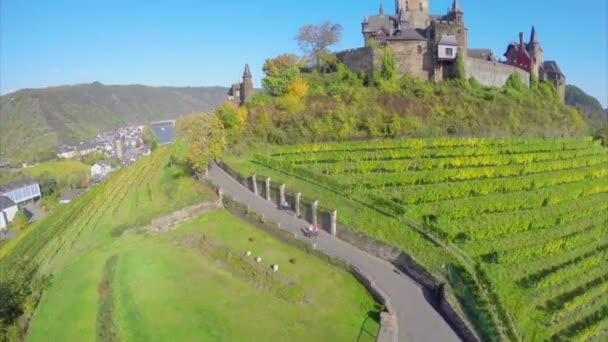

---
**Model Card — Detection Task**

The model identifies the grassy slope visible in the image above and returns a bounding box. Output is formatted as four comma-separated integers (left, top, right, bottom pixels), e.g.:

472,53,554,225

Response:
25,160,90,178
25,145,378,341
29,210,379,342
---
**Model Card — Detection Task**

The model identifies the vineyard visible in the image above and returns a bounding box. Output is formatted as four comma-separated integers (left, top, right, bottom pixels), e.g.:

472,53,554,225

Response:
0,145,205,285
227,137,608,341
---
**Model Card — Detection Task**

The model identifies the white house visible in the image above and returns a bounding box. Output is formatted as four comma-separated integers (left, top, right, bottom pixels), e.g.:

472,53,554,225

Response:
91,161,112,177
438,35,459,61
0,196,18,231
58,146,77,159
0,179,42,205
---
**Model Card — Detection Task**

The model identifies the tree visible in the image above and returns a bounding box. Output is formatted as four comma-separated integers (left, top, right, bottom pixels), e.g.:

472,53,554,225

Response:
216,102,247,143
287,78,309,99
296,21,343,70
262,54,302,97
37,172,58,197
380,48,397,81
176,113,226,173
455,50,466,81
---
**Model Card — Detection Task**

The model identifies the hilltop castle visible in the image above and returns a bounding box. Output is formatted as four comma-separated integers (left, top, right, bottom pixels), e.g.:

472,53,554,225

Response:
227,64,254,106
337,0,565,101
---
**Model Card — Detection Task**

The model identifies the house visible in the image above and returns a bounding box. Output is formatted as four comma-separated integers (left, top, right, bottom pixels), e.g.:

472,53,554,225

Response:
76,142,99,156
0,196,18,231
91,161,112,177
58,145,77,159
0,179,42,206
59,189,84,205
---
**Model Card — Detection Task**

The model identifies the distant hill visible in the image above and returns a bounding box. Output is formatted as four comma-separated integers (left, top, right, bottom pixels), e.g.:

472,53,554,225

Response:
0,82,228,163
565,85,607,127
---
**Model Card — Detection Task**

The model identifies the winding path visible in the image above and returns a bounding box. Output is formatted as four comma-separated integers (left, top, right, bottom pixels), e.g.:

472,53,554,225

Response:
208,163,461,342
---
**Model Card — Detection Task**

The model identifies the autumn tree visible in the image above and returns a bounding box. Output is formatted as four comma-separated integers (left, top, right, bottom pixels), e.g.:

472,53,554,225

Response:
216,102,247,143
295,21,343,70
262,54,302,97
287,78,309,99
176,113,226,173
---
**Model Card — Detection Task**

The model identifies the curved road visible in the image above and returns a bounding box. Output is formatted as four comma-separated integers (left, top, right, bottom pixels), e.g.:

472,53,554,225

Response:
209,163,461,342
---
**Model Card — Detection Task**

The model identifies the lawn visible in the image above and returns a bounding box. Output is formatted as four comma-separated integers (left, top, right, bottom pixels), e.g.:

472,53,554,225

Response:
26,160,90,178
28,210,379,341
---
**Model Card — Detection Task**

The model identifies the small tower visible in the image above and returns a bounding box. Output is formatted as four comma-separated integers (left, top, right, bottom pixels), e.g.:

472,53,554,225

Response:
451,0,464,23
240,64,253,105
527,26,543,78
397,0,430,28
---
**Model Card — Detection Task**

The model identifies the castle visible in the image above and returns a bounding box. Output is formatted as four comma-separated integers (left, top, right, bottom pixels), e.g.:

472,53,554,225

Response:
336,0,565,101
227,64,254,106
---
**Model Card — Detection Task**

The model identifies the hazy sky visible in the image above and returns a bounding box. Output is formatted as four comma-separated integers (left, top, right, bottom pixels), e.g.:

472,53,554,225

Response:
1,0,607,106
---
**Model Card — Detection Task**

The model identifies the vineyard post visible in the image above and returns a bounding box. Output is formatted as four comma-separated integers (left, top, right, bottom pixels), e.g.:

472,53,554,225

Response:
312,200,319,226
279,184,286,208
217,188,224,201
295,192,301,217
330,210,337,236
251,174,258,195
265,177,271,202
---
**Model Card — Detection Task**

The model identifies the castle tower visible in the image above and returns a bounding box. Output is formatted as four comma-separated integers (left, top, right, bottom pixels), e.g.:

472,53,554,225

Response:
240,64,253,105
396,0,429,28
527,26,543,78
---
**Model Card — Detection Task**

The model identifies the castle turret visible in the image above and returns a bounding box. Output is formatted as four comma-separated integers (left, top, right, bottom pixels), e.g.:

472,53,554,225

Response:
396,0,429,29
527,26,543,78
240,64,253,105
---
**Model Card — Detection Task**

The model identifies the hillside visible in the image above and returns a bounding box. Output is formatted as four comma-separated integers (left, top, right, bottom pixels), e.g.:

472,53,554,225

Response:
0,145,379,341
0,83,228,163
565,85,608,127
224,137,608,341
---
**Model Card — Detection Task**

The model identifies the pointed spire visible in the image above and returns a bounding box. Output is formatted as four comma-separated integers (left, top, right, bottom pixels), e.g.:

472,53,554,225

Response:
243,64,252,78
452,0,462,13
530,26,538,43
379,1,384,15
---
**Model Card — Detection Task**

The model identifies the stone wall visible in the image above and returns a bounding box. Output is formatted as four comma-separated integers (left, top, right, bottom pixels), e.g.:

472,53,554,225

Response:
386,41,433,80
466,57,530,88
336,47,378,75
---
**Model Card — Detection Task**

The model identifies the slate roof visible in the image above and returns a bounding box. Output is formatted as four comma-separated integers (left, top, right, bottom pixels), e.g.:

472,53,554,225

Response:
77,142,98,151
543,61,564,76
390,28,427,41
468,49,496,61
0,196,16,211
438,35,459,46
0,179,38,194
364,14,397,35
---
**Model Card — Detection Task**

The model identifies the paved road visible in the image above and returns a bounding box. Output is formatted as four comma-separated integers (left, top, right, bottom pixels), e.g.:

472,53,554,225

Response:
209,163,461,342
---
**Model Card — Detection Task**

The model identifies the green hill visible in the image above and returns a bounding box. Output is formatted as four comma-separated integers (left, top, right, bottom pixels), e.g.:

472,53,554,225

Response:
0,82,228,163
0,144,379,341
565,85,608,127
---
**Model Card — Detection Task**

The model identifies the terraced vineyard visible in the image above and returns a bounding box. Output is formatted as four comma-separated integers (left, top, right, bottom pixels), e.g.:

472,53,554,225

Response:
247,137,608,341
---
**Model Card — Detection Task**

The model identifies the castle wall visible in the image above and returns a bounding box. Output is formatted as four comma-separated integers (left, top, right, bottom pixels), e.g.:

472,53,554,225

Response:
386,41,433,80
336,47,379,75
465,57,530,88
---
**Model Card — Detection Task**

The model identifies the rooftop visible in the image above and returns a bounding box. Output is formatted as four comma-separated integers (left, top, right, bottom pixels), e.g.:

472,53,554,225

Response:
0,196,16,210
0,179,38,194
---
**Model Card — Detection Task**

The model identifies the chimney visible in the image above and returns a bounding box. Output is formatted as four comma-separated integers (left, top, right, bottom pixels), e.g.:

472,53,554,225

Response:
519,32,524,48
380,2,384,15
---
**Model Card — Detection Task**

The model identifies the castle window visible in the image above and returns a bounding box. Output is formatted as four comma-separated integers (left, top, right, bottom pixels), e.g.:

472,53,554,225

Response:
406,1,409,10
419,2,423,10
445,48,454,57
417,45,423,54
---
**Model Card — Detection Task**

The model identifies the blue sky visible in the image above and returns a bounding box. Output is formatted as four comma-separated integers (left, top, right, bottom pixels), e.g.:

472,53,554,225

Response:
1,0,607,106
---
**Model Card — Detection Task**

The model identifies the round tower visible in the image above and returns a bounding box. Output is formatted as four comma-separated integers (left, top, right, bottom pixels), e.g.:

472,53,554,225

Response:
396,0,429,28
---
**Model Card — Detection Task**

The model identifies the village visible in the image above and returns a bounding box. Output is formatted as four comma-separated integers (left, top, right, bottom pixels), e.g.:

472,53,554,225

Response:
0,121,176,237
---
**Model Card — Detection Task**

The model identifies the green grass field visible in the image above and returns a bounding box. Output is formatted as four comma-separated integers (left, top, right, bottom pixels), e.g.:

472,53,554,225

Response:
28,210,379,342
1,145,379,341
224,137,608,342
25,160,90,178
